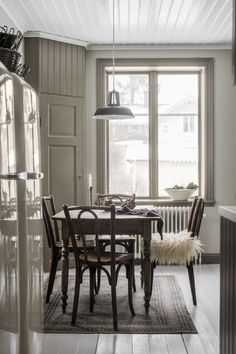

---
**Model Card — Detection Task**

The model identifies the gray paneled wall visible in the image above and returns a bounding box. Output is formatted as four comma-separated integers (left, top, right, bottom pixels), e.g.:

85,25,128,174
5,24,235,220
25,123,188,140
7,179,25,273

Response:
25,38,85,97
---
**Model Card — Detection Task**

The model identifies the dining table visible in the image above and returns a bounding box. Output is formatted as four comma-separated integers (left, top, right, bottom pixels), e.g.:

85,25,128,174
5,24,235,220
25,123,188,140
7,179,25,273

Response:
52,207,163,315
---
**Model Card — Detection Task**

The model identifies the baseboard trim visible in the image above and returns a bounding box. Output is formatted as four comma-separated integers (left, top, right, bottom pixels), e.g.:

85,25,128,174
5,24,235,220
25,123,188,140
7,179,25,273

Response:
201,253,220,264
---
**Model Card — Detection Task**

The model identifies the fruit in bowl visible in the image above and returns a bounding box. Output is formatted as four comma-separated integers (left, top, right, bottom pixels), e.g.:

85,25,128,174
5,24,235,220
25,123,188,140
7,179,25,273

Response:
164,183,198,201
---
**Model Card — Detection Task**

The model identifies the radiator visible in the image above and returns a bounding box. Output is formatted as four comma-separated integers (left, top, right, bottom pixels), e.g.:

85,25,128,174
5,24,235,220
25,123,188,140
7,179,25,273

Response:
153,205,191,233
134,205,191,259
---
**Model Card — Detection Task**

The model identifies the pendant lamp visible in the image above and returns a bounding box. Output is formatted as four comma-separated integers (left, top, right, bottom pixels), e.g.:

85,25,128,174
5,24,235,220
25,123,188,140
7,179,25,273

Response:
93,0,134,120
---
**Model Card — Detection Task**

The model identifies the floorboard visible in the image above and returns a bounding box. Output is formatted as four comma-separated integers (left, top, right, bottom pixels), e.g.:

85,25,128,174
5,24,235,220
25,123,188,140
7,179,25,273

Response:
149,335,168,354
182,333,208,354
96,334,115,354
165,334,187,353
113,334,133,354
132,334,150,354
159,265,219,354
76,334,98,354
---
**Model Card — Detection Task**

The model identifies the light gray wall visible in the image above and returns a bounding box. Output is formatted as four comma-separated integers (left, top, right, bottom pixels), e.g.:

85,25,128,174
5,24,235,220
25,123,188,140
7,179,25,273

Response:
85,48,236,254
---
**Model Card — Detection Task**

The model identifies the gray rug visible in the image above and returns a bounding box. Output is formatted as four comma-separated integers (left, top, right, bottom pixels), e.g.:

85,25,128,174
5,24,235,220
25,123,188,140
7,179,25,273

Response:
44,273,197,334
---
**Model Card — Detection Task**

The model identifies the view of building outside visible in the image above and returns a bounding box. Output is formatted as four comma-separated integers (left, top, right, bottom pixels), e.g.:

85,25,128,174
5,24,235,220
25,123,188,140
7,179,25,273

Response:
158,74,199,196
108,72,199,198
108,74,149,196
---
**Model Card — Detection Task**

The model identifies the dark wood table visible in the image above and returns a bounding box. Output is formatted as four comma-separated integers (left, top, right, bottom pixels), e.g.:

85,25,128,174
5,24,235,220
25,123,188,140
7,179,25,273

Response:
52,208,162,314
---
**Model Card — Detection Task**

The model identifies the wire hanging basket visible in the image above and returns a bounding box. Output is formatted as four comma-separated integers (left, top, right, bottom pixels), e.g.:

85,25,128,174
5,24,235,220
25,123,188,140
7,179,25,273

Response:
0,47,21,72
0,26,31,79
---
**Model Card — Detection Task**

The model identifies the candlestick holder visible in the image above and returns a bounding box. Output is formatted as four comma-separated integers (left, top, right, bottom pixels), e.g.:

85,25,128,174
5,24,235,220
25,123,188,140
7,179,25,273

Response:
89,186,93,205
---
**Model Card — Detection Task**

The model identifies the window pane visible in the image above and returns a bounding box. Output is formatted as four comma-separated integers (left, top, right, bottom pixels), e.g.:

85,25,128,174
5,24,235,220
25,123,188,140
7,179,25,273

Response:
108,74,149,196
157,74,199,196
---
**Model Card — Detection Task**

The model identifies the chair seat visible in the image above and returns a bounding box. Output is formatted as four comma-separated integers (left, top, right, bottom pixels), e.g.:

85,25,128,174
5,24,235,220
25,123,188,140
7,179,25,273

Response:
149,230,203,265
79,251,133,265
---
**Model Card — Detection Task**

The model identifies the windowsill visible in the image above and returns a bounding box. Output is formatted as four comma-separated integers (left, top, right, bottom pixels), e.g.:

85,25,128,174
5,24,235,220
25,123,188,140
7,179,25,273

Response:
136,198,215,206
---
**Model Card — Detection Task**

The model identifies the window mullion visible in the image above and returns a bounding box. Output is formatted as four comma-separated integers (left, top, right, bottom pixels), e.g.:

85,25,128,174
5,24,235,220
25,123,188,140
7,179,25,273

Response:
149,71,158,198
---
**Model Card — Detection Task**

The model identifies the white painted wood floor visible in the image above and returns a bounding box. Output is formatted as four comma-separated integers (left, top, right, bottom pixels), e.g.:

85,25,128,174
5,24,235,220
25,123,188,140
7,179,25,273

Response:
35,264,220,354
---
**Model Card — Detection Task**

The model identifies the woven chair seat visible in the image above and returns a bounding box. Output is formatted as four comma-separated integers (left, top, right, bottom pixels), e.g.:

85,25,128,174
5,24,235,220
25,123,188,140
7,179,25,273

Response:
149,230,203,265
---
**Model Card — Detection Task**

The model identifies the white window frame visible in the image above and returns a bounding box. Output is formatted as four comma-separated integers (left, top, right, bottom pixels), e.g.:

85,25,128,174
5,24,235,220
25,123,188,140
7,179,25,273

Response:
96,58,214,204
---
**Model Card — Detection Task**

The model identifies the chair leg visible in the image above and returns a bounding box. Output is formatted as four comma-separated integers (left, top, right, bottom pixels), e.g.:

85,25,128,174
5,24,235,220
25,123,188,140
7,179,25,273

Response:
95,267,101,294
132,271,136,293
187,261,197,305
111,273,118,331
150,262,155,298
140,256,144,289
94,269,99,294
71,263,81,326
127,262,135,316
46,253,59,303
89,267,96,312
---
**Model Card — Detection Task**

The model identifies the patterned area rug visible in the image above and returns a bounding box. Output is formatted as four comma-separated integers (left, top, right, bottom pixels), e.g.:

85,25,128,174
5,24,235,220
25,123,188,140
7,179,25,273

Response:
44,273,197,334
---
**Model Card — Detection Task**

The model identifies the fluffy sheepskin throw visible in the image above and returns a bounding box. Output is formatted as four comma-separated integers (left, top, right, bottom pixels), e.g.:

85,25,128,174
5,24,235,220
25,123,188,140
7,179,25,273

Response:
149,230,204,265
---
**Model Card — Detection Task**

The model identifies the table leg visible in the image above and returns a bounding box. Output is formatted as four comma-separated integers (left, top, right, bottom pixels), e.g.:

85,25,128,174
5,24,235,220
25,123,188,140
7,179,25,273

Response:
61,221,69,313
143,221,151,314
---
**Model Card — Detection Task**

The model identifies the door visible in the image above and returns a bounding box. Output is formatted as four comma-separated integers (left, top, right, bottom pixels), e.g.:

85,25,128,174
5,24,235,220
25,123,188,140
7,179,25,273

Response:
40,94,84,210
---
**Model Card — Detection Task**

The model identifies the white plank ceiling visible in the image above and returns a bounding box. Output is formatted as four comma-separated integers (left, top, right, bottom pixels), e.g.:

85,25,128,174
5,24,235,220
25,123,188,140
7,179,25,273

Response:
0,0,232,46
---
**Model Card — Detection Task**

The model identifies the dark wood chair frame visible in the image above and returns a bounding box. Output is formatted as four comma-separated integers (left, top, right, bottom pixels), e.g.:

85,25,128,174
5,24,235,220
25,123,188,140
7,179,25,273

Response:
96,193,136,292
42,195,62,303
148,196,205,305
42,195,95,303
63,204,135,331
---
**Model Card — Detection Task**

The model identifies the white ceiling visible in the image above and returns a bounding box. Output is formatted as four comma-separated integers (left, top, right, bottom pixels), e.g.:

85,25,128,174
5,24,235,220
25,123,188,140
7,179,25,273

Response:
0,0,233,47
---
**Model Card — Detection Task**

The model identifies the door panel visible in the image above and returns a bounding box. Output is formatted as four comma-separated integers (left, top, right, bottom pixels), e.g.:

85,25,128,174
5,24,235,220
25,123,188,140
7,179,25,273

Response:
49,145,77,209
41,94,84,210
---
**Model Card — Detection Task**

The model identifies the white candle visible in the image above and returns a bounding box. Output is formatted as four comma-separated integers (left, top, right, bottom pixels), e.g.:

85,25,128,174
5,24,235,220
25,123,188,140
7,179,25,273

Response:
88,174,92,188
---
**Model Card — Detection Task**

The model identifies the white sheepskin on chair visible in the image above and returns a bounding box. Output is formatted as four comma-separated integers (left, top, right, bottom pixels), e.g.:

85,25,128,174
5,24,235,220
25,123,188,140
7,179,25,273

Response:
150,230,204,265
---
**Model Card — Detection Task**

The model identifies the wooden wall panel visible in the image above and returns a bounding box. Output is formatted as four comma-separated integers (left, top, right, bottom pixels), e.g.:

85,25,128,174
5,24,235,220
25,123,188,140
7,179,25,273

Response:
24,38,40,92
25,38,85,97
220,216,236,354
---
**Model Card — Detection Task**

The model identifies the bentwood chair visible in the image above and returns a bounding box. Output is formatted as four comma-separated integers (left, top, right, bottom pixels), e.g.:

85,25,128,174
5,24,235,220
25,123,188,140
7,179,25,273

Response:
143,196,205,305
63,204,135,331
96,193,136,292
42,195,94,303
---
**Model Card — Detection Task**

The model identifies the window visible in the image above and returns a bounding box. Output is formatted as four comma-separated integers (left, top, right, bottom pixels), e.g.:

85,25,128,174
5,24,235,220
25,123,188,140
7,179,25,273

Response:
108,74,149,196
157,73,198,197
96,59,214,202
183,116,195,133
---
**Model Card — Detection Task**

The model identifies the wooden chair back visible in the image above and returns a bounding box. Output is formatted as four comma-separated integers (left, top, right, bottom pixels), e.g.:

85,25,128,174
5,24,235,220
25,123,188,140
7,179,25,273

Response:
96,193,135,206
187,197,205,237
63,204,116,266
42,195,60,249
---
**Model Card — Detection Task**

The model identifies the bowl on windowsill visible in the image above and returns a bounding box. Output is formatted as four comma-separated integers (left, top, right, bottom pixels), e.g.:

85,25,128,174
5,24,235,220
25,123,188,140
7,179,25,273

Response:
164,188,197,201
